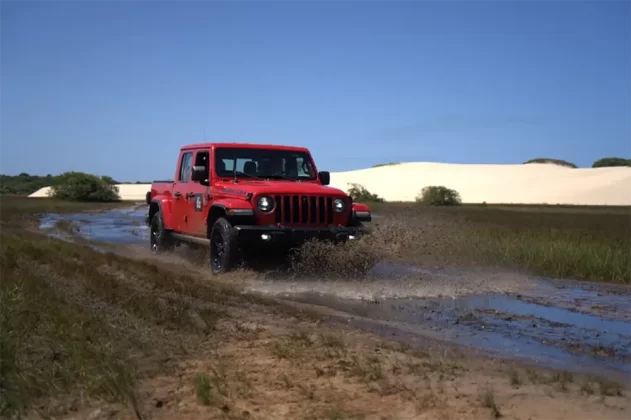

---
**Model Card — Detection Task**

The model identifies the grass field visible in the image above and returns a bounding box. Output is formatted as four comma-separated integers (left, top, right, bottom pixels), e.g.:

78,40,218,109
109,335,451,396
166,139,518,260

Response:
1,196,629,420
364,202,631,284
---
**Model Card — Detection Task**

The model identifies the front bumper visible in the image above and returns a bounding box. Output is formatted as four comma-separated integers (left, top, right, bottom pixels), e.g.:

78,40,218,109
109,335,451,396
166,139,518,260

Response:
234,224,370,246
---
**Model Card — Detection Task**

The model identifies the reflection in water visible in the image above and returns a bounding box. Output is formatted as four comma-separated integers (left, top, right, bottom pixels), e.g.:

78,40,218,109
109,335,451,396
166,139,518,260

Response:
39,207,149,245
284,292,630,377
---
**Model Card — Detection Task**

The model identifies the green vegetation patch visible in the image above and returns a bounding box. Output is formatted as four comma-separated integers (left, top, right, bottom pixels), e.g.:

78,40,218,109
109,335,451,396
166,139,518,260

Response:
0,172,120,196
372,162,402,168
368,203,631,284
0,234,139,417
347,183,386,203
592,157,631,168
50,171,121,202
0,197,236,417
416,186,462,206
523,158,577,168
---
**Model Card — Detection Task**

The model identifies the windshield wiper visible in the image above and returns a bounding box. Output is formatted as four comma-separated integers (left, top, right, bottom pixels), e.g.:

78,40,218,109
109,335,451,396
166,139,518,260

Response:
229,171,299,182
232,171,264,181
263,174,299,182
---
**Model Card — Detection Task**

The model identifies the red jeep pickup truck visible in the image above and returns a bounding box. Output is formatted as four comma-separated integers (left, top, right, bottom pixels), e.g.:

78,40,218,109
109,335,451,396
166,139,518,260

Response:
145,142,372,275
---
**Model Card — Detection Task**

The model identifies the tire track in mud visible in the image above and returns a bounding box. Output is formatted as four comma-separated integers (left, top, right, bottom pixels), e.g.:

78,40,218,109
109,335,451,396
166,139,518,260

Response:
37,205,631,380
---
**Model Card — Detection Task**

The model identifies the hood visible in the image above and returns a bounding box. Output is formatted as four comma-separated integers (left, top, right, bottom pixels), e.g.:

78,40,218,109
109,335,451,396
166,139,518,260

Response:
214,180,347,196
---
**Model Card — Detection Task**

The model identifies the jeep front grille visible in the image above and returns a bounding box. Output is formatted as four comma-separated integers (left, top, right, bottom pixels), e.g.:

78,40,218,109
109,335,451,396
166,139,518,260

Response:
273,195,334,225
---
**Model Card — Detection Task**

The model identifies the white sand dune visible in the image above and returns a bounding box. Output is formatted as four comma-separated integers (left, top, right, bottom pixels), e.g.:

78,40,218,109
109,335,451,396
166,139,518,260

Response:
29,184,151,201
329,162,631,205
28,163,631,205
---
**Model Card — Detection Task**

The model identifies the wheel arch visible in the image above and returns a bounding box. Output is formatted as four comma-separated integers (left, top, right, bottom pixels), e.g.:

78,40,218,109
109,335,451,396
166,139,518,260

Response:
207,205,228,237
350,202,372,223
149,197,175,230
206,202,255,237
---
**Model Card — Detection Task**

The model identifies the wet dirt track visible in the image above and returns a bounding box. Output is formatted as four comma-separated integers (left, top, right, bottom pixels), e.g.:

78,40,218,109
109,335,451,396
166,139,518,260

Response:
39,205,631,380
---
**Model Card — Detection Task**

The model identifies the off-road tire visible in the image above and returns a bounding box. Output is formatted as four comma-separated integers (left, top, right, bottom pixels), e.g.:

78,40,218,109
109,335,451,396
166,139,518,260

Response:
209,217,239,275
150,211,175,253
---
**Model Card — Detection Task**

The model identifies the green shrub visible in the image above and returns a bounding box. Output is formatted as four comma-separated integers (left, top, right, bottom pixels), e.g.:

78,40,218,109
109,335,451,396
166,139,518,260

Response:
592,157,631,168
416,186,462,206
0,173,57,195
347,183,385,203
49,172,120,202
101,175,119,185
523,158,577,168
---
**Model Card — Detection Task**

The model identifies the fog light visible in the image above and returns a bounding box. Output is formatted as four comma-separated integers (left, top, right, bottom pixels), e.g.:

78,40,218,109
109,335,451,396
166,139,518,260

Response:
349,235,356,240
261,233,271,241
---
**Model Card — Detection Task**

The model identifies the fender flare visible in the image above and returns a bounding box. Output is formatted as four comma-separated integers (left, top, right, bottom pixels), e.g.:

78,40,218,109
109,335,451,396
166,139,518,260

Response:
352,202,370,212
148,197,176,230
207,200,255,230
351,202,372,222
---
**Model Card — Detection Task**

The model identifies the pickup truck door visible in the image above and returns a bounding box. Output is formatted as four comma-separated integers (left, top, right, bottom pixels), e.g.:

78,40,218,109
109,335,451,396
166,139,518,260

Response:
172,151,194,232
185,150,211,237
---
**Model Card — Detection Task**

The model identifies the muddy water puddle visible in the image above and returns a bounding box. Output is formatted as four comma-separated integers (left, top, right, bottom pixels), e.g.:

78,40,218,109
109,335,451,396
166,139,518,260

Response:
283,291,630,373
38,206,631,378
39,206,149,245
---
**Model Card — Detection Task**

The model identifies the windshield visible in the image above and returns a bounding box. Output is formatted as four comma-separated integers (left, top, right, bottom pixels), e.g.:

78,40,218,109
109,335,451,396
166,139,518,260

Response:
214,147,318,181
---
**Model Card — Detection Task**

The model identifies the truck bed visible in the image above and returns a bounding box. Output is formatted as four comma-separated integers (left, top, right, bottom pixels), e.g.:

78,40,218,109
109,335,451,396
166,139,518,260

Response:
147,180,174,203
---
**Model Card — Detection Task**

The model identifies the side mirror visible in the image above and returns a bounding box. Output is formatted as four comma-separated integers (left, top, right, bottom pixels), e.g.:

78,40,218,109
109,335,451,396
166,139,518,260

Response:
191,165,208,184
318,171,330,186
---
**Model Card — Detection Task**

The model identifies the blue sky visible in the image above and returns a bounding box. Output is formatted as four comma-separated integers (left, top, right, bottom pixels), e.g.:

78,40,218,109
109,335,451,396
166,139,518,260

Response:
1,0,629,181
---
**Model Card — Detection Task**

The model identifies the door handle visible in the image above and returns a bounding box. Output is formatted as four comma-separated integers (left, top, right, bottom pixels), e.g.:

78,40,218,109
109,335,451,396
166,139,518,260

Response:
174,192,181,199
185,192,195,199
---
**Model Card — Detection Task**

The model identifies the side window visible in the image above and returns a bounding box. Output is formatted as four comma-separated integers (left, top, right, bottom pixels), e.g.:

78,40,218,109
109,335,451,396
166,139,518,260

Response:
179,152,193,182
194,151,210,180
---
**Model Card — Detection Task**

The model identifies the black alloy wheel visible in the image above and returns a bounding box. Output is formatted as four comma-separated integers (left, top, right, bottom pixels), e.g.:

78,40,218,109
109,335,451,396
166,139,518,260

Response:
150,211,174,253
209,217,239,275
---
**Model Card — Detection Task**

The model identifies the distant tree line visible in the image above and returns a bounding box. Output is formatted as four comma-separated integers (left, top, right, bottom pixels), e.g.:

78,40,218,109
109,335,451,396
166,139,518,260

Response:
372,162,402,168
591,157,631,168
347,182,462,206
0,173,150,196
524,157,631,168
523,158,578,168
371,157,630,169
0,173,57,195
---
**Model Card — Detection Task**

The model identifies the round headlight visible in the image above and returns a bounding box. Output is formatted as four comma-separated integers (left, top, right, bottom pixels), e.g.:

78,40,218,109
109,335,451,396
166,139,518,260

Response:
333,198,346,213
257,196,275,212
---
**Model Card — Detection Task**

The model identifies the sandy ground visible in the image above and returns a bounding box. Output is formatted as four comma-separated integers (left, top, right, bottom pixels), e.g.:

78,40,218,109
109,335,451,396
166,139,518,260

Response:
57,317,631,420
28,162,631,205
